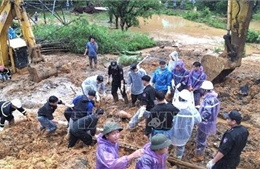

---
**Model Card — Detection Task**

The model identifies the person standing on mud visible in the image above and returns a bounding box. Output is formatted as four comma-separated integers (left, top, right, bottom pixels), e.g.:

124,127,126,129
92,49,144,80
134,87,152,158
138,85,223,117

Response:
172,89,201,160
128,75,156,130
0,99,31,131
206,110,249,169
68,108,104,148
37,96,64,134
152,60,172,97
168,51,179,72
84,36,98,69
96,121,144,168
127,64,146,107
188,61,207,107
135,134,172,169
107,61,128,104
193,81,220,162
145,91,178,139
171,60,189,99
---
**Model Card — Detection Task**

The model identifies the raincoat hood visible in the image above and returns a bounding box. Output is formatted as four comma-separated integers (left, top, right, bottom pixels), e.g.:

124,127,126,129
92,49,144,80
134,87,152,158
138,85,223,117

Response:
135,143,166,169
97,133,116,146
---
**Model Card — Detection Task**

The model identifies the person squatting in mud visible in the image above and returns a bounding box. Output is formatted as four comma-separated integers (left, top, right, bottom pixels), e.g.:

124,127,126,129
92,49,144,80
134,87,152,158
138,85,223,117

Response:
68,108,104,148
0,99,31,132
37,96,65,134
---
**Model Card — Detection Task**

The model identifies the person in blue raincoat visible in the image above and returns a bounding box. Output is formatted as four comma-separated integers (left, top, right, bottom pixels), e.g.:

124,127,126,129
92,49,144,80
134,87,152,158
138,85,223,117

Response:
152,60,172,97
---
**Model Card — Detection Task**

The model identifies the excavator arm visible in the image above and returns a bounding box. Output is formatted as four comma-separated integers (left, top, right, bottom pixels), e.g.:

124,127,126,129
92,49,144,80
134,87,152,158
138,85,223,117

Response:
0,0,57,82
201,0,255,83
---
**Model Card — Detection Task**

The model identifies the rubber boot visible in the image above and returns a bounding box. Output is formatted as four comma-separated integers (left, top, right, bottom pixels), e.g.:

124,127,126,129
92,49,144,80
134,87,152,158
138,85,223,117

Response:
112,93,119,102
123,95,129,104
9,119,15,126
94,64,97,69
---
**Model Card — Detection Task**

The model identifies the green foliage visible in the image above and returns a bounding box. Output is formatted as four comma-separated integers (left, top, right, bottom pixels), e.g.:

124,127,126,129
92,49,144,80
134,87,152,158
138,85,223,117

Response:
246,29,260,43
119,54,142,66
196,0,227,15
34,18,156,54
105,0,163,30
252,12,260,20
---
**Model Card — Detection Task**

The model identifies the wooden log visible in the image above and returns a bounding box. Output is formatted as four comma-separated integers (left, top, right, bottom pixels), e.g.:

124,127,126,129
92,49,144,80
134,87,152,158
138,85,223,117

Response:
167,157,205,169
28,62,58,82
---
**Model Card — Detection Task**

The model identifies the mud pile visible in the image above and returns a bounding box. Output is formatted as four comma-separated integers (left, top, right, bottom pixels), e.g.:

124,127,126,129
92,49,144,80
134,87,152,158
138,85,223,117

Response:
0,47,260,169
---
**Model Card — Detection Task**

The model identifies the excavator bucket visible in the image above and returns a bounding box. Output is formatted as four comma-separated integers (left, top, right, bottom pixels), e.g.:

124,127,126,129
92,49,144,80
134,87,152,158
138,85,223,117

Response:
28,62,58,83
201,0,254,83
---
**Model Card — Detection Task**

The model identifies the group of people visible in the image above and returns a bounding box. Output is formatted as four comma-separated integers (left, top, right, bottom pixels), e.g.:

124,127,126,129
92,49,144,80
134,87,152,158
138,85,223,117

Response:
0,50,249,169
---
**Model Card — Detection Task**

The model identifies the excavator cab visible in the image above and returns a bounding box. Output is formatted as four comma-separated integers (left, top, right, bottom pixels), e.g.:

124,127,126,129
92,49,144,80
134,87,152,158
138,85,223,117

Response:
201,0,254,83
0,0,57,82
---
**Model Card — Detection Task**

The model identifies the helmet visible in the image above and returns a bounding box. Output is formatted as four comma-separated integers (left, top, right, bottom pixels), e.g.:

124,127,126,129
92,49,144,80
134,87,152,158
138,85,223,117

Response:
201,80,214,90
11,99,22,108
88,89,96,97
103,121,123,135
96,108,104,115
97,75,104,82
150,134,171,150
179,89,191,101
110,61,117,67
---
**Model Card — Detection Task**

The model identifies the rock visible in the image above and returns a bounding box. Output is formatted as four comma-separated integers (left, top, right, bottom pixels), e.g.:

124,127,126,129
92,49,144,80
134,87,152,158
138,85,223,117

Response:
239,83,249,96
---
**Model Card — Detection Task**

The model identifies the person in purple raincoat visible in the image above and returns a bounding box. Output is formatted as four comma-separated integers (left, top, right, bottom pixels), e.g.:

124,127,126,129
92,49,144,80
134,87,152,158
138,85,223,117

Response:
192,81,220,162
135,134,172,169
188,61,207,107
96,121,144,169
172,60,189,92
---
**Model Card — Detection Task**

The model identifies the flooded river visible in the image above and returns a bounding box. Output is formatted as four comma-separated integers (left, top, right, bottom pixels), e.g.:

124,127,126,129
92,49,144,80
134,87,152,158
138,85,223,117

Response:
130,15,260,54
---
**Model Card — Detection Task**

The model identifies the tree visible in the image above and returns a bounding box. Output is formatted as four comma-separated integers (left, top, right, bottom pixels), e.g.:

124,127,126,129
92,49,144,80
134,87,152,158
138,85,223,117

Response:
105,0,162,31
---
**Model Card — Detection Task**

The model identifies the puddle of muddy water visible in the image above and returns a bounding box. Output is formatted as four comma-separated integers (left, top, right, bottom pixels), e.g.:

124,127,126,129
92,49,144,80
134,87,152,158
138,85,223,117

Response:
129,15,260,55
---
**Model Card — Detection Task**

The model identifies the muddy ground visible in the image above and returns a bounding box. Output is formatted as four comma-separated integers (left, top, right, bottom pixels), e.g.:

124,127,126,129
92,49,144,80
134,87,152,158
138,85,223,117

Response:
0,42,260,169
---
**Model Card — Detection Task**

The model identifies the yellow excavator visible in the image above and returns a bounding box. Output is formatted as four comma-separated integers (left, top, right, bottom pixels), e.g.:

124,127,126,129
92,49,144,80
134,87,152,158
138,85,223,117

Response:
201,0,255,83
0,0,57,82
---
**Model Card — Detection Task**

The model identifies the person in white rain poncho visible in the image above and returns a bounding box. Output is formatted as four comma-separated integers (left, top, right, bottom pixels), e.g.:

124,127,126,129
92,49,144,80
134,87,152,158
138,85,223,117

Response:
168,51,179,72
171,89,202,160
81,75,105,102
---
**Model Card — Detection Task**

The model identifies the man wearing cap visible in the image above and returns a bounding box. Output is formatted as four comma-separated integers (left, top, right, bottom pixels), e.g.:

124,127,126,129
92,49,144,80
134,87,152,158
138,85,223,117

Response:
193,80,220,162
0,99,30,131
81,75,106,102
68,108,104,148
128,75,156,130
152,60,172,97
145,91,179,139
135,134,172,168
206,110,249,169
96,121,144,168
107,61,128,104
172,89,202,160
64,89,96,123
84,36,98,69
127,64,147,107
38,96,65,134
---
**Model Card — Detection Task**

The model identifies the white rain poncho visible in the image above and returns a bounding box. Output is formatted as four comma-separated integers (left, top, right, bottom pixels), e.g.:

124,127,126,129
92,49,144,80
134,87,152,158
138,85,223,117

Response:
81,75,105,95
168,51,179,72
171,100,201,146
